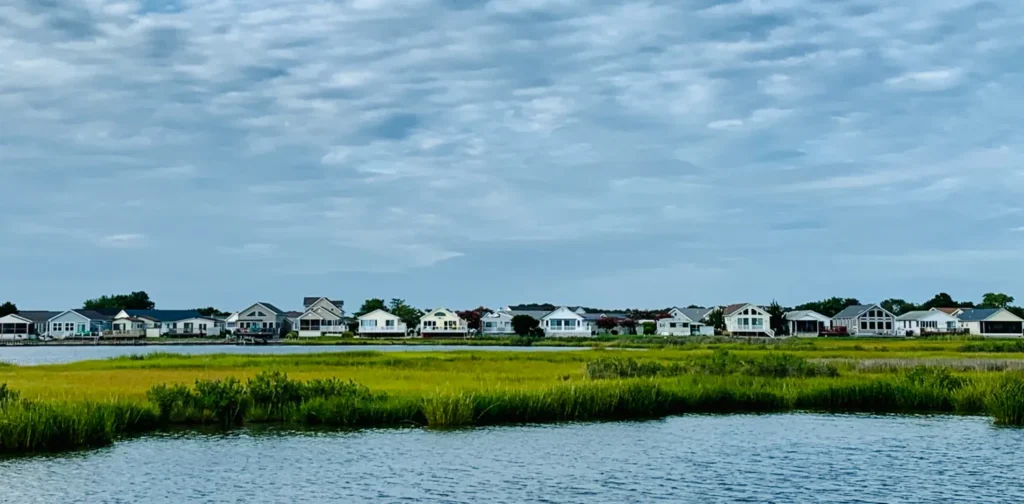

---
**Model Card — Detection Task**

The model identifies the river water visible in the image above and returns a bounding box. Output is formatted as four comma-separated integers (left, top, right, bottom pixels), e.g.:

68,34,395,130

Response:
3,414,1022,503
0,344,583,366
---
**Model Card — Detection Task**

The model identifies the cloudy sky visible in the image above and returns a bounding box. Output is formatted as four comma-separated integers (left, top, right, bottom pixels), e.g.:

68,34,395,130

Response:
2,0,1023,312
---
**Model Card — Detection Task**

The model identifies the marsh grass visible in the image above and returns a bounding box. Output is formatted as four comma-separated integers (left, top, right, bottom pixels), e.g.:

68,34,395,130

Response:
585,352,838,380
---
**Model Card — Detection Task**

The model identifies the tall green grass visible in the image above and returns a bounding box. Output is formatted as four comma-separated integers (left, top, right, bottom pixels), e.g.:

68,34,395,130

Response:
585,352,838,380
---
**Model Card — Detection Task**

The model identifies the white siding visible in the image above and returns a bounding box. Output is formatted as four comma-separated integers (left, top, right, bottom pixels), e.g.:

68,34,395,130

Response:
725,305,772,336
358,309,407,337
46,311,94,339
541,307,590,338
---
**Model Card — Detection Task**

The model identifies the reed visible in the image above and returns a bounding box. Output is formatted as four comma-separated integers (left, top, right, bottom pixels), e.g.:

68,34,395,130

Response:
987,373,1024,425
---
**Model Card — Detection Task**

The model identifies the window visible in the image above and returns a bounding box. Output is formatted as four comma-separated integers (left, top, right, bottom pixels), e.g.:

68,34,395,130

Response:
869,321,876,330
361,320,377,328
65,322,75,331
752,318,763,328
861,321,868,330
386,320,395,328
435,312,445,317
669,322,677,328
199,324,207,332
885,321,892,330
423,320,437,329
444,320,458,329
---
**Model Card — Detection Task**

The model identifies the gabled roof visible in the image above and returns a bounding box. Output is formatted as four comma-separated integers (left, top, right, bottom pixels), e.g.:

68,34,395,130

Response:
505,309,552,320
303,297,344,310
284,311,303,318
723,303,757,316
357,308,398,320
932,307,962,315
541,307,585,320
14,311,62,323
785,310,830,321
896,310,951,321
835,303,876,319
123,309,202,322
259,302,285,314
956,308,1016,322
78,310,115,321
674,307,713,322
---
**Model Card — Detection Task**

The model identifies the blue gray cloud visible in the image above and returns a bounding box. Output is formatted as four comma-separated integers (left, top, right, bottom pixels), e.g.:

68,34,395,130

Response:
2,0,1024,309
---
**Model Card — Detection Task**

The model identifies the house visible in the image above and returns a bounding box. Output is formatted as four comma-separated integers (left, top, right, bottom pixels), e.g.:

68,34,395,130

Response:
235,302,291,337
785,310,832,337
224,312,239,332
656,307,714,336
956,308,1024,337
0,311,60,340
46,310,114,339
418,308,468,337
481,310,515,335
896,310,960,336
832,304,897,336
297,297,346,337
723,303,774,337
110,310,209,337
357,309,408,337
541,307,592,337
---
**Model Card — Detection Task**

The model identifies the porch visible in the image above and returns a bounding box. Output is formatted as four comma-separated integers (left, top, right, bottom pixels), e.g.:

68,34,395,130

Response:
0,322,37,340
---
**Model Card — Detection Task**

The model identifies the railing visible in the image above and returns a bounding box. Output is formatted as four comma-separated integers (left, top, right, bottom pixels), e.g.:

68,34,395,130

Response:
235,327,279,335
359,325,406,333
103,330,146,338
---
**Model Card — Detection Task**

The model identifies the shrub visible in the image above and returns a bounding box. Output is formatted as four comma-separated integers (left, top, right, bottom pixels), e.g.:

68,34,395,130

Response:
193,378,250,426
247,371,305,420
147,383,195,422
960,340,1024,353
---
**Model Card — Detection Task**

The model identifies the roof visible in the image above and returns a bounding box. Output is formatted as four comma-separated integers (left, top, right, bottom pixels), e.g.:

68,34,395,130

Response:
676,308,713,321
956,308,1002,322
75,310,115,321
896,310,946,321
14,311,62,323
933,307,962,315
256,302,285,314
833,305,875,319
303,297,344,310
284,311,303,318
506,309,552,320
723,303,751,316
123,309,202,322
785,310,830,321
357,308,396,319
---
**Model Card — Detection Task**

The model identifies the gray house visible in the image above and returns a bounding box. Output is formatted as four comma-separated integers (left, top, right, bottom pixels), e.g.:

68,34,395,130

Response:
235,302,291,337
832,304,897,336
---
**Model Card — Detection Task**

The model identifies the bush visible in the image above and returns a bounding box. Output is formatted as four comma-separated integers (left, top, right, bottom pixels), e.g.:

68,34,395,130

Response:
285,331,299,339
147,383,195,422
342,331,355,338
642,322,656,336
193,378,250,426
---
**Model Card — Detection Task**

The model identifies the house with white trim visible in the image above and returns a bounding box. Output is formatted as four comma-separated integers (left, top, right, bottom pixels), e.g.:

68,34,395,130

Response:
656,307,714,336
723,303,774,337
785,310,831,337
481,310,515,335
357,309,408,337
235,302,291,337
896,310,960,336
46,310,114,339
0,311,60,340
956,308,1024,337
418,308,468,337
541,306,592,337
110,310,212,337
832,304,897,336
296,297,346,337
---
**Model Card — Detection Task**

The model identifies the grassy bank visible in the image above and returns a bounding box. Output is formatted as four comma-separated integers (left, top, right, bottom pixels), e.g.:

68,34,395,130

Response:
3,349,1024,455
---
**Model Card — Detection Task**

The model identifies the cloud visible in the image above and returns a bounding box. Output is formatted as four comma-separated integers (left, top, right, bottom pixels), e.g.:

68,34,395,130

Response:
3,0,1024,308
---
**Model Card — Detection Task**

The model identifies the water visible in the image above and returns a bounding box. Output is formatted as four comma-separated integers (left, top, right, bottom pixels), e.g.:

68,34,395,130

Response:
0,344,583,366
4,414,1023,503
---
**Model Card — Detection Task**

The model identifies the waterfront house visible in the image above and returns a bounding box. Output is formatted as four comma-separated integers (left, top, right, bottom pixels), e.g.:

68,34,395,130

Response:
896,310,960,336
111,309,208,337
956,308,1024,337
297,297,346,337
931,307,966,317
785,310,832,337
235,302,291,337
418,308,469,337
357,309,408,337
225,312,239,332
832,304,897,336
657,307,714,336
541,307,592,337
481,310,516,335
0,311,59,340
723,303,775,337
46,310,114,339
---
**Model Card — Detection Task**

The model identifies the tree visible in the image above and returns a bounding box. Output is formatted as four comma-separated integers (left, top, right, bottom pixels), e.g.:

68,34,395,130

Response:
0,302,17,317
642,321,656,335
880,298,917,316
511,315,540,336
457,307,489,331
619,318,638,335
356,298,387,317
83,291,155,310
766,300,787,335
595,316,619,333
388,299,422,331
981,293,1015,309
196,307,230,317
919,292,973,310
706,308,726,333
793,297,860,318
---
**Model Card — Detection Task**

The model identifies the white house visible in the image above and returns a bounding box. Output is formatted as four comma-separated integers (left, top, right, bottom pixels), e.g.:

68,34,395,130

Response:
656,307,714,336
785,310,832,337
46,310,113,339
110,310,211,337
956,308,1024,337
225,312,239,332
418,308,468,337
357,309,408,337
235,302,291,337
541,307,592,337
481,310,515,335
296,297,346,337
723,303,774,337
832,304,898,336
0,311,59,340
896,310,960,336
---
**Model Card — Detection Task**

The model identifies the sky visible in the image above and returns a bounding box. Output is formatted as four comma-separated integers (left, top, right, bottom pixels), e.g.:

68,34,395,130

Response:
2,0,1024,313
